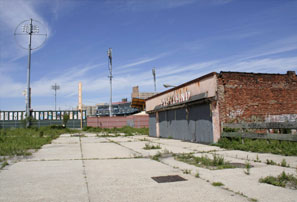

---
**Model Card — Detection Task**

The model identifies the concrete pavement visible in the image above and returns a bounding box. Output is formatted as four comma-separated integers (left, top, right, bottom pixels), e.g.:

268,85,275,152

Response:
0,133,296,202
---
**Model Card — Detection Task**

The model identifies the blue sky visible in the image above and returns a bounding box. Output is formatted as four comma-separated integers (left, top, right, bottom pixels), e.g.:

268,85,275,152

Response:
0,0,297,111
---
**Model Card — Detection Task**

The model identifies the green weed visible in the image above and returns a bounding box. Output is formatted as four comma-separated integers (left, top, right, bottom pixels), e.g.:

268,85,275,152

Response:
281,159,289,167
151,152,162,161
216,137,297,156
182,169,191,174
0,127,75,156
244,161,251,175
259,171,297,189
83,126,149,136
266,159,277,165
143,143,161,150
175,153,236,170
212,182,224,186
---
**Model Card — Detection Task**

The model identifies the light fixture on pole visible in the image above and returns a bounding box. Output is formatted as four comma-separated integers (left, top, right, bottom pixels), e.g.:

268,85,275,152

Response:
14,18,47,127
107,48,113,117
51,83,60,111
152,68,156,92
163,84,176,88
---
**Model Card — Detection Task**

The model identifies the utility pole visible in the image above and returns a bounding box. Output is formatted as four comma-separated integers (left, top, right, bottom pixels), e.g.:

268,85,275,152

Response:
108,48,113,117
152,68,156,92
51,83,60,111
26,18,33,123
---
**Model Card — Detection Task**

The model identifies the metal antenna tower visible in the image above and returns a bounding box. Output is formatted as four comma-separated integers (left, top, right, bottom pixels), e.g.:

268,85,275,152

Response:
108,48,113,117
14,18,47,127
51,83,60,111
152,68,156,92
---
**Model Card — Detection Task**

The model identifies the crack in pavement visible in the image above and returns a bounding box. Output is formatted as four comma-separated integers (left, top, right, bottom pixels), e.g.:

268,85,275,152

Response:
79,137,91,202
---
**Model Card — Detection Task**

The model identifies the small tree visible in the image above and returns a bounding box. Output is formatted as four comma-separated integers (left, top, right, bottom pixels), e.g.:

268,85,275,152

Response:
63,113,70,128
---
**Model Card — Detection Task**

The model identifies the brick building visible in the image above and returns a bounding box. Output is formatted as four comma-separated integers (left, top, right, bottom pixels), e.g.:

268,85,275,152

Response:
145,71,297,143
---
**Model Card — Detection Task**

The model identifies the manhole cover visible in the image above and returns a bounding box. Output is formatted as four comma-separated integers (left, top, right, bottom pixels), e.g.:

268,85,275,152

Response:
151,175,187,183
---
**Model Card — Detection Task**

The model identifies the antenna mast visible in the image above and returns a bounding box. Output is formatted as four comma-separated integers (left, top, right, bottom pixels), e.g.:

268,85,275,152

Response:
51,83,60,111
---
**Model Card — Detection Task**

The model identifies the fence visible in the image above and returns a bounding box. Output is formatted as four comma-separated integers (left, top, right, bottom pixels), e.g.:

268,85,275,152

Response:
222,122,297,142
0,110,87,129
87,115,149,128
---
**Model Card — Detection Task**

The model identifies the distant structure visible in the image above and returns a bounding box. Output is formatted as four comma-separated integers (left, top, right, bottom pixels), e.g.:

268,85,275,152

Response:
51,83,60,111
96,98,139,117
131,86,157,100
131,86,158,110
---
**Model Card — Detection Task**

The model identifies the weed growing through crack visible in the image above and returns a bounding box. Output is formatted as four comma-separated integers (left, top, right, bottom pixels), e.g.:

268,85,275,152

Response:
212,182,224,186
195,172,200,178
0,161,9,169
244,161,251,175
182,169,191,174
259,171,297,189
216,137,297,156
151,152,162,161
143,143,161,150
254,155,261,163
175,153,236,170
281,159,289,167
266,159,277,165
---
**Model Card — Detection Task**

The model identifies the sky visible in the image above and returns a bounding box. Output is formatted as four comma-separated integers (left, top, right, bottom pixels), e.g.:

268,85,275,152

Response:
0,0,297,111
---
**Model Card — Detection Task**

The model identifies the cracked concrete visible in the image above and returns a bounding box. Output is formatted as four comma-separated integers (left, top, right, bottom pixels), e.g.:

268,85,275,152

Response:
0,133,296,202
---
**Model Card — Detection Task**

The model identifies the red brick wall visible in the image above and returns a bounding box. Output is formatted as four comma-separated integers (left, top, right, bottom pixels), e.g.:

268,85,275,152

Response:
87,115,149,128
217,71,297,123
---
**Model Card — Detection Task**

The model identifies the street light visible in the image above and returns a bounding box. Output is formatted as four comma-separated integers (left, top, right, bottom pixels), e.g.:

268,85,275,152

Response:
163,84,176,88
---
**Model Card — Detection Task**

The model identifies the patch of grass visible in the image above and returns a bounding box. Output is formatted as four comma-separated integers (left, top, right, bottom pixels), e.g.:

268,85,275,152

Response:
175,153,236,170
143,143,161,150
83,126,149,136
168,136,173,139
259,171,297,189
212,182,224,186
216,137,297,156
0,127,74,156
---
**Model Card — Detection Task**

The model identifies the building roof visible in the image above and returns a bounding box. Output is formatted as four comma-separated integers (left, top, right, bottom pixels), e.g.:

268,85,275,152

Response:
146,72,216,101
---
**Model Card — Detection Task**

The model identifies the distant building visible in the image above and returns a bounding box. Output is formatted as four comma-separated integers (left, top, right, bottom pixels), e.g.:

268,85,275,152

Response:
81,105,97,117
131,86,158,110
131,86,157,100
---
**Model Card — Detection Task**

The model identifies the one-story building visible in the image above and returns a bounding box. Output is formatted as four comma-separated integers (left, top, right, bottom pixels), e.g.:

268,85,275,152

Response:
145,71,297,143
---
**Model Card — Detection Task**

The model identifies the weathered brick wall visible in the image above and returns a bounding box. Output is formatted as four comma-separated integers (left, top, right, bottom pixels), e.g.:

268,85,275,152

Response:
217,71,297,123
